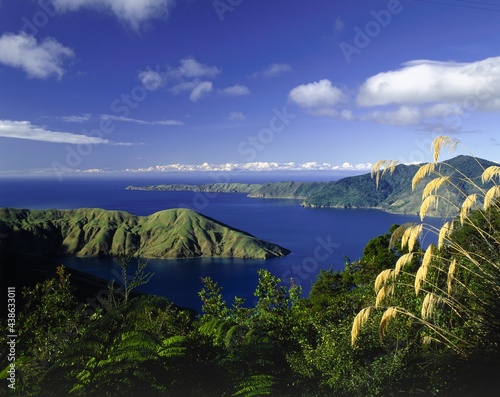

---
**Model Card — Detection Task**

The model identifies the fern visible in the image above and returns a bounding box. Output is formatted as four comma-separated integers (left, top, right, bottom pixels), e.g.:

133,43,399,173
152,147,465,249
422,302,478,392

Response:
233,374,275,397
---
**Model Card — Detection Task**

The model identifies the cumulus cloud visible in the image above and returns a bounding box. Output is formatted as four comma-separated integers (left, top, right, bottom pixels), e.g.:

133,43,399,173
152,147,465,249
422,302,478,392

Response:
291,56,500,131
226,111,246,121
362,106,422,126
125,161,373,173
252,63,292,78
289,79,345,108
189,81,213,102
0,32,73,79
220,84,250,96
49,0,175,30
169,57,221,79
170,80,199,95
357,57,500,109
138,69,165,91
0,120,113,144
352,56,500,128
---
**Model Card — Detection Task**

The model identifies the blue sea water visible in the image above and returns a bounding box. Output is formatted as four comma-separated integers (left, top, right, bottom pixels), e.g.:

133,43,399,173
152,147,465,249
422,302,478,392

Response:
0,174,444,311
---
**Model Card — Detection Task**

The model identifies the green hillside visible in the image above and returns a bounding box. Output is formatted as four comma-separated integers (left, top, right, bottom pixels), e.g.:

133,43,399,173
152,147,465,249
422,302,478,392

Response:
124,156,498,217
126,183,262,193
303,155,498,216
248,181,323,199
0,208,289,259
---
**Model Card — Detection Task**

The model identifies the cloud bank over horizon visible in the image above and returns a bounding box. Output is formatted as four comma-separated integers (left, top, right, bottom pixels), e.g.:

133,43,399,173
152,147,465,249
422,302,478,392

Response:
124,161,374,173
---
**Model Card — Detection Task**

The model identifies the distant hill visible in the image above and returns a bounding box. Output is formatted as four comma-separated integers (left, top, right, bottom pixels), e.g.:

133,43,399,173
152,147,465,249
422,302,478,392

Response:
124,156,498,217
302,155,498,217
126,183,262,193
0,208,289,259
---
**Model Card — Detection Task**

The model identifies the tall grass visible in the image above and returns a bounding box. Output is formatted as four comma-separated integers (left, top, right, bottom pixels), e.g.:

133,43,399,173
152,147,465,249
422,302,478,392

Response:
352,136,500,354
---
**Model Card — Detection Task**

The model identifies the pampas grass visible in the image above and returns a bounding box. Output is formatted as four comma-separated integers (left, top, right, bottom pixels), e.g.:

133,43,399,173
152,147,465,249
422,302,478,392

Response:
394,253,414,277
379,307,398,340
460,194,477,225
481,165,500,184
352,135,500,353
438,221,454,249
432,136,459,163
412,162,436,190
371,160,398,189
484,186,500,211
374,269,394,294
352,307,372,346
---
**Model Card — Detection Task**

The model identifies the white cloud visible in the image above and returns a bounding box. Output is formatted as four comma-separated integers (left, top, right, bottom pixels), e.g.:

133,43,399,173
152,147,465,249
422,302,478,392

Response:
61,114,92,123
362,106,422,126
0,32,73,79
170,80,199,95
189,81,213,102
289,79,345,108
49,0,175,30
352,56,500,127
125,161,373,173
311,108,354,120
220,84,250,96
0,120,112,144
100,114,183,125
138,69,165,91
226,111,246,121
169,57,221,79
357,57,500,109
253,63,292,78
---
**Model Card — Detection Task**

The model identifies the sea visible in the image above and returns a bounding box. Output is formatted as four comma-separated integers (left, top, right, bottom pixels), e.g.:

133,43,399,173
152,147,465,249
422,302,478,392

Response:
0,173,445,311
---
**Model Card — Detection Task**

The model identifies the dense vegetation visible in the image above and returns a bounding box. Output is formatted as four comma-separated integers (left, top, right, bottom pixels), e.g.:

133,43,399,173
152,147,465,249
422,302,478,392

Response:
0,208,289,259
126,155,498,217
1,137,499,396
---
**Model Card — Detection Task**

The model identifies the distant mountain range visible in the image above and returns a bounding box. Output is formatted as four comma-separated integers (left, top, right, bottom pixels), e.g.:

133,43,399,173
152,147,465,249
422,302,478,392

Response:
127,155,499,217
0,208,289,259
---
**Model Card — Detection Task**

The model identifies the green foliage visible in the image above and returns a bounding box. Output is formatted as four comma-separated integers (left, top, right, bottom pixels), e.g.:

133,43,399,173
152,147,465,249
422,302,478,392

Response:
0,207,289,259
232,374,275,397
5,144,499,397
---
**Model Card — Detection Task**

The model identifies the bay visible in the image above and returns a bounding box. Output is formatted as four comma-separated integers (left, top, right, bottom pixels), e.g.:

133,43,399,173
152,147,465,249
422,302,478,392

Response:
0,175,444,311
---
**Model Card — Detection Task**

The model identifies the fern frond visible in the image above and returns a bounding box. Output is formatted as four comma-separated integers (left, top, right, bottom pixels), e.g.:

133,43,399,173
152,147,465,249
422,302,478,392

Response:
233,374,275,397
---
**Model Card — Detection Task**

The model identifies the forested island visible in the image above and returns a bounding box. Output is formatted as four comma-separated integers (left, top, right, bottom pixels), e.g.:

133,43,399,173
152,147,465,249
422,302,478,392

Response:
127,155,499,217
0,207,289,259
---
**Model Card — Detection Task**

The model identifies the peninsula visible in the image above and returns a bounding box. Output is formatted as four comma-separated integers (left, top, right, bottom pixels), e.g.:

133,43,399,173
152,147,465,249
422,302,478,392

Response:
0,208,290,259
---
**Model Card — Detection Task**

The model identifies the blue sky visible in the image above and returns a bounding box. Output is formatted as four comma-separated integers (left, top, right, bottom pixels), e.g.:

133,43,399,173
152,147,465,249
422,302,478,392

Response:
1,0,500,176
